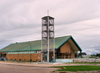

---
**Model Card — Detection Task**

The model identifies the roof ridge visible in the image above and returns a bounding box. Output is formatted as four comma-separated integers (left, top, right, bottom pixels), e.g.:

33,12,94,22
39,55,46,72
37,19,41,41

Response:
12,40,41,45
55,35,71,38
11,35,72,45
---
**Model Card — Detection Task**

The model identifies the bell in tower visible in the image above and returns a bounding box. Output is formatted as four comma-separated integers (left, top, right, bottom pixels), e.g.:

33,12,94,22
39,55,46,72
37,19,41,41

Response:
41,16,55,63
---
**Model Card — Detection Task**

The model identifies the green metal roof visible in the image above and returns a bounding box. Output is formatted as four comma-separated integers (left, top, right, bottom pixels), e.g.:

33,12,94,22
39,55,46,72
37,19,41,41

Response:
0,36,82,52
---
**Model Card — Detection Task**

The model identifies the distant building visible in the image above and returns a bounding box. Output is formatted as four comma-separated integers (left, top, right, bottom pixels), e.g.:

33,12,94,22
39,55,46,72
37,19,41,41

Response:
79,52,86,55
0,36,82,62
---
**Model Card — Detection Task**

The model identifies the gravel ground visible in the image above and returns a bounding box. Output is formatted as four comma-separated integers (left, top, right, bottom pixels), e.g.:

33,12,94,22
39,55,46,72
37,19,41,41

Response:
0,61,59,73
0,61,100,73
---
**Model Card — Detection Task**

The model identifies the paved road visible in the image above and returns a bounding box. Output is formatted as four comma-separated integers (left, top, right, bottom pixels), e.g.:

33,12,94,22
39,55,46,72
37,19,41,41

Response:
0,63,58,73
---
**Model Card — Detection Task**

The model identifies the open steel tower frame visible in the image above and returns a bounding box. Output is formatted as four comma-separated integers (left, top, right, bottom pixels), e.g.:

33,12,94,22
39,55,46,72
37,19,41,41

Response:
41,16,55,63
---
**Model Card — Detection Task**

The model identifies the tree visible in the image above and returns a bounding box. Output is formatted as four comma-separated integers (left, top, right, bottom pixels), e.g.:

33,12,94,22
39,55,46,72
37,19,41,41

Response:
96,53,100,58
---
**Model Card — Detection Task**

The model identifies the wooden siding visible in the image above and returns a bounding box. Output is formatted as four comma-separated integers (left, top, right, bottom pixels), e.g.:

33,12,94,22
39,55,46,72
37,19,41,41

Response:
60,42,75,58
60,42,71,53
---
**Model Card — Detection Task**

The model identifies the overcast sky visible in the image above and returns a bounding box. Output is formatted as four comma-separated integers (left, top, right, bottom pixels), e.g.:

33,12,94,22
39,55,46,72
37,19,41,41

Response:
0,0,100,54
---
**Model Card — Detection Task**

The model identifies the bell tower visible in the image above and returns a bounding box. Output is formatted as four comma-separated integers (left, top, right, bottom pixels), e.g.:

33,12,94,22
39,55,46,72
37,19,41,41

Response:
41,16,55,63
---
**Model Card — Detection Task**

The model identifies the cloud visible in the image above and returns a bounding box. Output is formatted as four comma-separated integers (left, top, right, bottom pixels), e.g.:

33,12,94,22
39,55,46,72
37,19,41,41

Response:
55,18,100,54
0,0,100,54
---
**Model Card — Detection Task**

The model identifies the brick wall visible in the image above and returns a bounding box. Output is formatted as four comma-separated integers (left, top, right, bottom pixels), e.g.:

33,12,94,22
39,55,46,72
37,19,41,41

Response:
5,41,76,61
0,53,1,57
6,53,41,62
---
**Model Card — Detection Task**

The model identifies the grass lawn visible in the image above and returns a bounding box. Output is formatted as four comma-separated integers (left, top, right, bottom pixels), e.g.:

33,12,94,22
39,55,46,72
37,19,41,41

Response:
65,62,100,64
53,65,100,72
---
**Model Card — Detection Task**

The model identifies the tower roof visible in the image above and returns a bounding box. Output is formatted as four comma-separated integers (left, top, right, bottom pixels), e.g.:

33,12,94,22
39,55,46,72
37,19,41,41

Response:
42,16,54,19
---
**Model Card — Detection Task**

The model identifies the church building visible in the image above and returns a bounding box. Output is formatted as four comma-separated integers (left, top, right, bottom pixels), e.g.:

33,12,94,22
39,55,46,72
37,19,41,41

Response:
0,36,82,62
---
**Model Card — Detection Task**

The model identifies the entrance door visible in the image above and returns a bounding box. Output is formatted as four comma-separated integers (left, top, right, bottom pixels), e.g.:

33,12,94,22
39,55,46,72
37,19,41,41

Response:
62,54,68,59
49,52,53,62
43,53,47,62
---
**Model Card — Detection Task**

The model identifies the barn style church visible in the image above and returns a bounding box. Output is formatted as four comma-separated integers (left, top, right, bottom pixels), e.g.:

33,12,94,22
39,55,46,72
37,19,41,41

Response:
0,35,82,62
